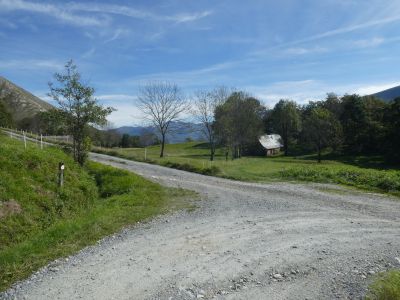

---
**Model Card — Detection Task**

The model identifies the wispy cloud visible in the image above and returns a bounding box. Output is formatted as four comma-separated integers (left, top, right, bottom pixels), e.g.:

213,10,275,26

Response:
169,11,213,23
0,59,62,70
65,2,212,23
282,46,328,56
104,28,131,43
281,14,400,49
352,37,385,48
0,0,108,27
354,82,400,95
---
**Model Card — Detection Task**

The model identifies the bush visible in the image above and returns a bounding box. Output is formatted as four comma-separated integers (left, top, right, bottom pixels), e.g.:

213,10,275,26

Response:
278,165,400,194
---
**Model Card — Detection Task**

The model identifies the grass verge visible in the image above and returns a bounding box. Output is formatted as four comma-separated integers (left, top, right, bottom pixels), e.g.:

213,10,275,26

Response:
0,134,195,292
366,270,400,300
92,142,400,197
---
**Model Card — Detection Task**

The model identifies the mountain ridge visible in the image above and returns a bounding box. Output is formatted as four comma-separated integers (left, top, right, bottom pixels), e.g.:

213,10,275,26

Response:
0,76,53,123
372,85,400,102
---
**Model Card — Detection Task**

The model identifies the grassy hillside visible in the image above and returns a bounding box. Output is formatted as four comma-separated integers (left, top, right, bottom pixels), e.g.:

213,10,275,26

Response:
94,142,400,196
0,133,194,291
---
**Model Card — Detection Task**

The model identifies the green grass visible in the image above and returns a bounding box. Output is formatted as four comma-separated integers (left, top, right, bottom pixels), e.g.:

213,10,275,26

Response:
0,134,195,291
367,270,400,300
93,142,400,196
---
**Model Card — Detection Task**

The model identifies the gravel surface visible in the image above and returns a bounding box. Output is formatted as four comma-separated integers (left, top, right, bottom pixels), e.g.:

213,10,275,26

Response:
2,152,400,300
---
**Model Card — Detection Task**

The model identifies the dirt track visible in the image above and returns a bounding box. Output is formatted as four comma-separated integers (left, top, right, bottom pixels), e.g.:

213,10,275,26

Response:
3,152,400,300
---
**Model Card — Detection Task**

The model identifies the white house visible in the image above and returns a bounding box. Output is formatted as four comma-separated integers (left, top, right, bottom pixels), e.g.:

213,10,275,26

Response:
258,134,283,156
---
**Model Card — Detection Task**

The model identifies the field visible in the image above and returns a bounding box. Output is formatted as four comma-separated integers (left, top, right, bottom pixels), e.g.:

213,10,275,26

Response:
93,142,400,196
0,134,194,291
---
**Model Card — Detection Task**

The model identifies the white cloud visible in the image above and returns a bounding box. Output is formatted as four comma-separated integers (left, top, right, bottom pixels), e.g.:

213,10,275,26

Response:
63,2,212,23
282,46,328,56
106,103,143,127
169,11,213,23
0,0,108,27
354,82,400,95
352,37,385,48
0,59,62,70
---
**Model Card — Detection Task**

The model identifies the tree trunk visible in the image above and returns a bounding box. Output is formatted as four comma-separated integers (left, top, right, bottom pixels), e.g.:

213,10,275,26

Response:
317,141,321,163
209,136,215,161
160,134,165,158
210,146,215,161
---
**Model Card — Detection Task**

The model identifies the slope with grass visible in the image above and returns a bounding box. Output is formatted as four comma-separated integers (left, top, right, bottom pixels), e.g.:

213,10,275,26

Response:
93,142,400,196
0,133,194,291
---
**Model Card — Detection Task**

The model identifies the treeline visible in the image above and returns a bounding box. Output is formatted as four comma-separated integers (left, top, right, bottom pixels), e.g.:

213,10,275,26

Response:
194,88,400,163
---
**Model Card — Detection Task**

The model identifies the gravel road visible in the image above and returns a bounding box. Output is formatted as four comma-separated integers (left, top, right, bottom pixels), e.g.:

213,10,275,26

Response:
2,152,400,300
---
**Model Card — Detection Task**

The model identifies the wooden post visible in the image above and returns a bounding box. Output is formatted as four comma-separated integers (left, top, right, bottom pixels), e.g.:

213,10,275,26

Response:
40,134,43,150
23,131,27,149
144,147,147,160
58,162,65,187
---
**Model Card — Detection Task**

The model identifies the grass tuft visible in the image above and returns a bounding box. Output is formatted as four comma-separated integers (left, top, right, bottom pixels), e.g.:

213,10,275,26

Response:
366,270,400,300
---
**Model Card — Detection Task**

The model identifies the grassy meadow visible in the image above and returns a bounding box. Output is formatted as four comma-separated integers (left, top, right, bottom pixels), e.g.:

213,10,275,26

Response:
93,142,400,196
0,134,195,291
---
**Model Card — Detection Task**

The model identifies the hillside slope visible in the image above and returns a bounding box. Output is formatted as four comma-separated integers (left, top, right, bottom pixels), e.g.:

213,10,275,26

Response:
0,76,53,123
372,85,400,102
0,132,194,291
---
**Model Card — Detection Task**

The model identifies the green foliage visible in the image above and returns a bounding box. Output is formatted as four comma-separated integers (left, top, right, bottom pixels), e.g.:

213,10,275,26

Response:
121,133,140,148
47,60,115,165
214,91,265,158
302,107,342,162
277,165,400,194
366,271,400,300
384,98,400,163
0,134,98,250
268,99,302,156
0,134,194,291
95,141,400,196
0,101,13,127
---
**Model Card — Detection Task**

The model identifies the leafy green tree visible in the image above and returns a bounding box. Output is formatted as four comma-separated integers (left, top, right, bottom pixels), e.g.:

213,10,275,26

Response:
48,60,115,165
302,107,342,163
384,97,400,162
340,94,387,154
269,99,301,156
214,91,265,158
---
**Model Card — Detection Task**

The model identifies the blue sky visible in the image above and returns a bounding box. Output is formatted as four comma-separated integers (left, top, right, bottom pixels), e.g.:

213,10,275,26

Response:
1,0,400,126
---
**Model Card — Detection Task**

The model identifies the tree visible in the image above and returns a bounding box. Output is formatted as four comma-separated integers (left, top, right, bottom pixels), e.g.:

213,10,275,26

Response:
384,97,400,162
138,81,188,157
340,94,387,154
269,100,301,156
48,60,114,165
192,87,229,161
214,91,265,158
302,107,342,163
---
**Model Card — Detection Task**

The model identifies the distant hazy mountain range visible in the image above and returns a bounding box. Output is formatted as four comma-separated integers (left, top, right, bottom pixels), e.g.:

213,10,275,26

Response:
372,85,400,102
115,121,205,144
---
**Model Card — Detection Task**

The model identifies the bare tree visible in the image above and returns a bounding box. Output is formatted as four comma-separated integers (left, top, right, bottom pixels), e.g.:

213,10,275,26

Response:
192,86,229,161
138,81,188,157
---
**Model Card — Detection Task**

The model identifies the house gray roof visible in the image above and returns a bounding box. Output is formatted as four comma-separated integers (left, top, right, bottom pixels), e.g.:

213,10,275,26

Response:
259,134,283,150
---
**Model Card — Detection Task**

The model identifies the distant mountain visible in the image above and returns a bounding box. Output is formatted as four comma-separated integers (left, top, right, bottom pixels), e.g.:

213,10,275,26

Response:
115,121,206,144
0,76,53,123
372,85,400,102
